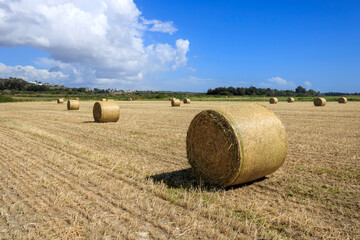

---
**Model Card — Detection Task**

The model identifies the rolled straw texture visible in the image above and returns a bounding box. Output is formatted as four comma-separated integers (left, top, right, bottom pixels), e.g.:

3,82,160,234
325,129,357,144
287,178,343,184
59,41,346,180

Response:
183,98,191,104
314,98,326,106
338,97,347,103
287,97,295,103
67,100,80,110
93,101,120,123
57,98,64,104
171,99,181,107
269,97,278,104
186,104,287,187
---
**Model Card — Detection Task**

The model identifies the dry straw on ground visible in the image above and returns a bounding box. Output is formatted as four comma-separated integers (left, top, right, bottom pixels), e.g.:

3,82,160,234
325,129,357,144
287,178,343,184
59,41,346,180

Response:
314,97,327,106
287,97,295,103
269,97,278,104
171,98,181,107
183,98,191,104
67,100,80,110
93,101,120,123
57,98,64,104
338,97,347,103
186,104,287,187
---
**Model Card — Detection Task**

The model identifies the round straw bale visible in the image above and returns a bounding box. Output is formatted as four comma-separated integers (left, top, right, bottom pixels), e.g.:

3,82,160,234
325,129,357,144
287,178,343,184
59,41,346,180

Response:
57,98,64,104
287,97,295,103
314,97,326,106
186,104,287,187
67,100,80,110
338,97,347,103
171,98,181,107
93,101,120,123
128,98,132,101
75,97,80,100
101,98,107,101
183,98,191,104
269,97,278,104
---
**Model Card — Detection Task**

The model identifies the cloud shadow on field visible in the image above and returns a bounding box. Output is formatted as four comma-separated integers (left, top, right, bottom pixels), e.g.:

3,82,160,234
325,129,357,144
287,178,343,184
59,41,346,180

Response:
148,168,267,191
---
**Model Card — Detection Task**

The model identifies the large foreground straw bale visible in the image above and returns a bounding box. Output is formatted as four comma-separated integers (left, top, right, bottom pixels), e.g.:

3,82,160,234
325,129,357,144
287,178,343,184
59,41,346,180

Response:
269,97,278,104
287,97,295,103
171,98,181,107
314,98,326,106
183,98,191,104
93,101,120,123
338,97,347,103
57,98,64,104
186,104,287,187
67,100,80,110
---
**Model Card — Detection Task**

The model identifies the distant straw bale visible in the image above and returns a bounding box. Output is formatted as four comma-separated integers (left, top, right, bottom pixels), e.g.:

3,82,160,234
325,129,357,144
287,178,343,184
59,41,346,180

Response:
171,98,181,107
183,98,191,104
338,97,347,104
75,97,80,100
287,97,295,103
57,98,64,104
314,98,327,106
128,98,132,101
67,100,80,110
93,101,120,123
269,97,278,104
186,104,287,187
101,98,107,101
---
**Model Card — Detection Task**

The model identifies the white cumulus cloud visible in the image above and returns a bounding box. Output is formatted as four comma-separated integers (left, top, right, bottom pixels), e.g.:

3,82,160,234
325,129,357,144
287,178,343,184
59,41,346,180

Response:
0,0,189,88
0,63,68,83
260,76,296,89
304,81,312,89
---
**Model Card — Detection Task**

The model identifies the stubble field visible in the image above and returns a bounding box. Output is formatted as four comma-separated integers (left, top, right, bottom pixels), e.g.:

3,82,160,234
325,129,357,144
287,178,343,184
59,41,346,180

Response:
0,100,359,239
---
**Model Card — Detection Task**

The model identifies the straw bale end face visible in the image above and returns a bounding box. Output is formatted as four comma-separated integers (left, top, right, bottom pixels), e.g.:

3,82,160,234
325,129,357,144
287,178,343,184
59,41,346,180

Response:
93,101,120,123
67,100,80,110
186,104,287,187
183,98,191,104
269,97,278,104
171,98,181,107
338,97,347,103
314,98,326,106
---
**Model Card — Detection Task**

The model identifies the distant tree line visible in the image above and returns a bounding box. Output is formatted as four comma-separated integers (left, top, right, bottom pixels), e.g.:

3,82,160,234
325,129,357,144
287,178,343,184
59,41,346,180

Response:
207,86,321,97
0,77,50,91
0,77,112,94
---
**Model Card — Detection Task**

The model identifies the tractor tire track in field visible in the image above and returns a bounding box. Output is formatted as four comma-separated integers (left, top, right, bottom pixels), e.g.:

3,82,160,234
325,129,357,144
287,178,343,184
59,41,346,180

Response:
0,123,264,238
0,125,248,239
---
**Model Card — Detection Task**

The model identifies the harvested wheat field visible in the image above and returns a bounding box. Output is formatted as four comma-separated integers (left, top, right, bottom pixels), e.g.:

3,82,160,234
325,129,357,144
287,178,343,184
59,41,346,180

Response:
0,101,359,239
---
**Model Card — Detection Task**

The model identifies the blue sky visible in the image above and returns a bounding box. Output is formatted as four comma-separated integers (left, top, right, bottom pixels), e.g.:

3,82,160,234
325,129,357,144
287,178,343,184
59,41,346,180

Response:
0,0,359,92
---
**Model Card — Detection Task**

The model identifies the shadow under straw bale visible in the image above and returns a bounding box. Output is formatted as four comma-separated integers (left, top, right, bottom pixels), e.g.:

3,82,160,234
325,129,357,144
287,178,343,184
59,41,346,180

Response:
148,168,267,191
